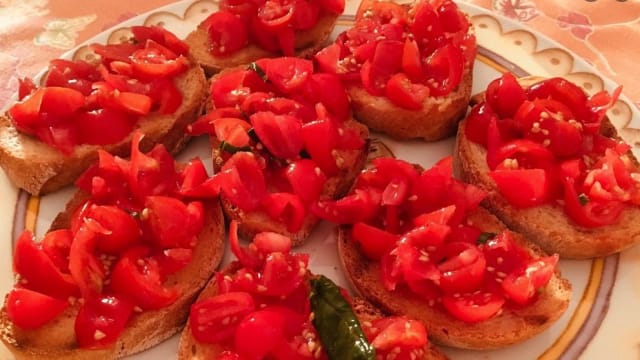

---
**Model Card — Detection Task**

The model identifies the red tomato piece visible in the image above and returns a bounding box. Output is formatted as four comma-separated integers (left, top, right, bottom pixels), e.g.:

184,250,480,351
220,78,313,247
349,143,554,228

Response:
13,231,79,299
490,168,549,208
250,111,303,159
68,226,105,298
436,242,486,294
74,294,134,349
234,308,287,359
485,72,527,119
401,38,423,82
292,0,320,30
561,177,624,228
148,77,183,114
262,192,306,233
154,248,194,276
286,159,327,203
75,108,135,146
6,288,68,329
319,0,345,14
128,134,179,202
301,119,339,176
253,231,293,256
351,222,399,260
219,152,268,211
83,204,141,254
385,73,429,110
190,292,256,344
18,77,37,100
203,10,249,56
423,44,463,97
256,57,314,94
143,197,204,249
41,229,73,273
442,290,505,323
526,77,589,124
213,117,252,148
410,1,443,52
130,48,188,80
502,255,558,305
368,317,427,352
312,189,381,224
301,73,350,121
260,252,308,297
131,25,189,56
110,246,179,310
412,205,456,227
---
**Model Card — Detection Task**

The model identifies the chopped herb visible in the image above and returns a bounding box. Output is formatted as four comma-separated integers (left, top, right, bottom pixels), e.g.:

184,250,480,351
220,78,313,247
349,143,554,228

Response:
247,62,268,81
310,275,375,360
247,128,259,142
578,193,589,206
477,232,497,244
219,141,251,154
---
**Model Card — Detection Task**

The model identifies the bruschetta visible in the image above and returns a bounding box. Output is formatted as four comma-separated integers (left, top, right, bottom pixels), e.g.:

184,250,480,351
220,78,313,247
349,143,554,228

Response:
454,74,640,259
188,57,369,246
0,132,225,359
0,25,207,195
315,0,475,141
313,156,571,349
178,221,448,360
184,0,345,75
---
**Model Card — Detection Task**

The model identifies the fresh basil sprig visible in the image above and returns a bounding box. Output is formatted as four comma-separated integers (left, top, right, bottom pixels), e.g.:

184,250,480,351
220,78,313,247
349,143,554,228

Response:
310,275,375,360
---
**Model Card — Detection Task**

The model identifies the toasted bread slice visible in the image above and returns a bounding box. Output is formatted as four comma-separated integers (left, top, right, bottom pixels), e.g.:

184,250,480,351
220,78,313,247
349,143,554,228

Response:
0,192,225,360
177,264,449,360
0,64,207,196
348,70,473,141
454,76,640,259
216,120,370,246
185,14,339,76
338,206,571,350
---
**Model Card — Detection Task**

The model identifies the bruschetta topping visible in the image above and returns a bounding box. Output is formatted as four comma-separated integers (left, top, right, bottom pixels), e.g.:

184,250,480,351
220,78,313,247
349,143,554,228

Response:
188,57,366,233
6,132,216,348
315,0,476,109
200,0,345,57
7,26,190,154
465,73,638,228
188,221,429,360
314,157,558,323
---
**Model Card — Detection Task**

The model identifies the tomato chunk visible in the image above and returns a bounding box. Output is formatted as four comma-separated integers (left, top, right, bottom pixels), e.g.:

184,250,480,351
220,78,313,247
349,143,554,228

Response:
190,292,256,344
6,288,68,329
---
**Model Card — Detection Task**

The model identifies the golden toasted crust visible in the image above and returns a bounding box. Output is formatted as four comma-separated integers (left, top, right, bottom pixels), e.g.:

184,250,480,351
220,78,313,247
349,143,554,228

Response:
0,64,207,196
184,14,339,76
0,193,226,359
178,265,449,360
347,56,473,142
219,120,370,246
338,207,572,350
454,76,640,259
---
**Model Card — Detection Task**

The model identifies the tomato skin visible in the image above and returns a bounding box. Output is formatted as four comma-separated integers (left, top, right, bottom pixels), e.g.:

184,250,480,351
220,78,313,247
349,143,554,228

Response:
142,196,204,249
262,192,306,233
260,252,308,297
110,246,179,310
385,73,428,110
74,295,134,349
485,72,527,119
6,288,69,329
286,159,326,204
423,44,464,97
368,317,427,352
68,226,106,298
41,229,73,273
490,168,550,208
82,204,141,254
219,152,268,212
442,291,505,323
13,231,80,299
436,242,486,294
256,57,314,94
75,108,135,146
234,308,287,359
190,292,256,344
352,222,399,260
502,255,558,305
204,10,249,56
250,111,303,159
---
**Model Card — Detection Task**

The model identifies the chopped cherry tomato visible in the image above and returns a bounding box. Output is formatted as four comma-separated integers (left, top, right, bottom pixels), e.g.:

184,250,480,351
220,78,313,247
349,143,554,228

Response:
351,222,399,260
74,295,134,349
203,10,249,56
190,292,256,344
142,197,204,249
41,229,73,273
385,73,429,110
75,108,135,146
262,192,306,233
213,117,252,148
442,290,505,323
68,225,105,298
436,242,486,294
301,73,350,121
253,231,293,256
258,0,295,30
502,255,558,305
368,317,427,352
82,204,141,254
6,288,69,329
301,119,339,176
110,246,179,310
130,48,188,80
401,38,423,82
485,72,527,119
286,159,327,203
219,152,268,211
234,308,287,359
250,111,303,159
131,25,190,56
490,168,549,208
155,248,194,276
260,252,308,297
319,0,345,14
256,58,314,94
13,231,79,299
562,177,624,228
423,44,463,96
18,77,37,100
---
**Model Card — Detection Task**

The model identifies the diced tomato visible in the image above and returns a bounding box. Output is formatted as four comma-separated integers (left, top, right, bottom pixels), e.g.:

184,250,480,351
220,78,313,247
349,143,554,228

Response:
436,242,486,294
368,317,427,353
502,255,558,305
490,168,549,208
442,290,505,323
286,159,327,203
301,73,350,121
75,108,135,146
142,197,204,249
74,295,134,349
312,189,381,224
262,192,306,233
526,77,589,124
260,252,308,297
18,77,37,100
561,177,624,228
318,0,345,14
234,308,288,359
148,78,183,114
423,44,463,96
485,73,527,119
130,48,188,80
401,38,423,82
68,226,105,298
250,111,303,159
203,10,249,56
385,73,429,110
154,248,194,276
219,152,268,211
190,292,256,344
131,25,189,56
253,231,293,256
256,58,314,94
82,204,141,254
351,222,399,260
301,119,339,176
6,288,68,329
13,231,79,299
41,229,73,273
110,246,179,310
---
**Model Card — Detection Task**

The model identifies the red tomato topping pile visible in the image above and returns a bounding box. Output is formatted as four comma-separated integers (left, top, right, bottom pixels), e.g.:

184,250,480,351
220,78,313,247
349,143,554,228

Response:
188,57,366,232
190,221,429,359
465,73,639,228
7,26,189,154
202,0,345,57
7,132,217,348
314,156,558,323
315,0,476,109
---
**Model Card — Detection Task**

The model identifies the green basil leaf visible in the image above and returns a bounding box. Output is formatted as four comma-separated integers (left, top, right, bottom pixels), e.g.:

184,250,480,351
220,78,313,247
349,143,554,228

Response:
219,141,251,154
310,275,375,360
247,62,268,81
477,231,497,244
578,193,589,206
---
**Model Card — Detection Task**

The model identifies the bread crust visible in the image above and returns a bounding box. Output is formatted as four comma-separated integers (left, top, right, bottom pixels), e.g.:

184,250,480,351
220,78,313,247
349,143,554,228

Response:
184,14,339,76
0,65,207,196
217,119,370,246
338,207,572,350
454,76,640,259
177,264,449,360
0,192,226,359
348,70,473,141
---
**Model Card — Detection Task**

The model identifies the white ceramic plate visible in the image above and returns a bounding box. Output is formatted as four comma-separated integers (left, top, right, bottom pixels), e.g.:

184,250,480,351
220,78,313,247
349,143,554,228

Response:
2,0,640,359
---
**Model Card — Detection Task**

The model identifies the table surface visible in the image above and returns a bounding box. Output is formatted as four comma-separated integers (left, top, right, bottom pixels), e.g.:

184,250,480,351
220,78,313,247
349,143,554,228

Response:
1,0,639,112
